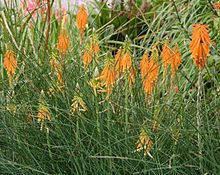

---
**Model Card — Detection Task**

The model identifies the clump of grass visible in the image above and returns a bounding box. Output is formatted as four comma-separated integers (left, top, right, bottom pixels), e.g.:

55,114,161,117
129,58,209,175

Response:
0,0,220,174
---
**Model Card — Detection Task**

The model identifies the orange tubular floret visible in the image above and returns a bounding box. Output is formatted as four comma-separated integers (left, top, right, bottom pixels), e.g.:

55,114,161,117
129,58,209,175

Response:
120,52,132,72
82,50,92,67
161,41,172,71
128,67,136,84
148,58,159,85
140,53,149,80
171,44,181,79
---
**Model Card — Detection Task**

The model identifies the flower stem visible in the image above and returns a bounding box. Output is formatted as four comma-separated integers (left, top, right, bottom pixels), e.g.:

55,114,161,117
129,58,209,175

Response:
197,70,203,173
107,100,113,170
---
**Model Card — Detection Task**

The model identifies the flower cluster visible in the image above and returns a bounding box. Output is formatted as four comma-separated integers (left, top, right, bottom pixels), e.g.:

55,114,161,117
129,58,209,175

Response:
190,24,212,69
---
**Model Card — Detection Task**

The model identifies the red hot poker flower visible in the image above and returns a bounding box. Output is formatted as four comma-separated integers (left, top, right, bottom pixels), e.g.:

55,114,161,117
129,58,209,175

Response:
190,24,212,69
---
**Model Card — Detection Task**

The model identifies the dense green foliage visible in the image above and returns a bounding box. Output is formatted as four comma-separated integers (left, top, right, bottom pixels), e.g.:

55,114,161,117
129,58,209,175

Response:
0,0,219,174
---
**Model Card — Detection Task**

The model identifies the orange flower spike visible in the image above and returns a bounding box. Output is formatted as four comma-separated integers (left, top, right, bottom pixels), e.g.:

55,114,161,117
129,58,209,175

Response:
76,5,88,44
99,61,116,95
115,48,132,73
171,44,181,79
142,46,159,95
140,52,149,80
190,24,212,69
121,49,135,84
161,40,172,72
57,29,70,55
4,50,17,78
145,59,159,94
115,44,135,84
82,50,92,67
104,67,116,87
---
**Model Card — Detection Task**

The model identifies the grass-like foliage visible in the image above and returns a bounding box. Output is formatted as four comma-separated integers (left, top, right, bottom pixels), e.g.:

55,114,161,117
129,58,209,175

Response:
0,0,219,174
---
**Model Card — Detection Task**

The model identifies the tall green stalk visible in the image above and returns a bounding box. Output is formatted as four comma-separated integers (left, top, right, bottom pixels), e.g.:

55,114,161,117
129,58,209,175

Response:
107,99,113,171
125,74,129,135
197,70,203,173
